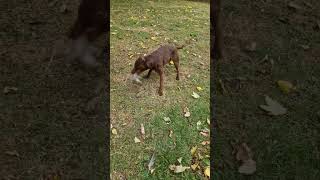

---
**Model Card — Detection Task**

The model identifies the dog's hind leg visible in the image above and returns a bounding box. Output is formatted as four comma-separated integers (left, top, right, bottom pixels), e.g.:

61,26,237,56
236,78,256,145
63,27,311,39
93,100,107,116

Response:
156,68,164,96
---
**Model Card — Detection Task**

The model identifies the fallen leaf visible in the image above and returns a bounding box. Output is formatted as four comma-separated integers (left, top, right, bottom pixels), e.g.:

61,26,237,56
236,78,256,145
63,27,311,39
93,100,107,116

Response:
277,80,295,93
140,123,145,136
207,118,210,125
151,37,157,41
169,60,174,65
191,146,197,156
191,163,198,170
204,166,210,177
238,159,256,175
196,121,202,130
148,153,155,171
3,86,18,94
236,143,253,161
300,44,310,50
169,165,190,173
183,107,191,117
260,96,287,115
111,128,118,135
200,131,209,137
134,137,141,143
192,92,200,99
5,150,20,157
201,141,210,145
169,130,173,138
177,157,182,164
196,86,203,91
163,117,171,124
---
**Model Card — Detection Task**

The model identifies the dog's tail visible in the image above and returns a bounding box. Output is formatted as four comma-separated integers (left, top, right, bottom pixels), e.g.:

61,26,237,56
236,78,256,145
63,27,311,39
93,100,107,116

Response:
170,38,194,50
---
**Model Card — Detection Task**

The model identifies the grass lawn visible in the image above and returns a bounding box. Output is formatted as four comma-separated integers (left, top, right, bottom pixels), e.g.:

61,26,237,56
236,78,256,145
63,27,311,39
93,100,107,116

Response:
110,0,210,179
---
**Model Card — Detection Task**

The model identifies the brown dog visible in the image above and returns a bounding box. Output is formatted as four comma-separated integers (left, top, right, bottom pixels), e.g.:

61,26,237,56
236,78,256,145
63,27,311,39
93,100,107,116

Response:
67,0,107,67
131,43,187,96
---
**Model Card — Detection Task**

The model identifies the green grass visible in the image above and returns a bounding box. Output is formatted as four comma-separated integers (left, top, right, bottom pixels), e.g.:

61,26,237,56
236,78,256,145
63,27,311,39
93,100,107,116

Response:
110,0,210,179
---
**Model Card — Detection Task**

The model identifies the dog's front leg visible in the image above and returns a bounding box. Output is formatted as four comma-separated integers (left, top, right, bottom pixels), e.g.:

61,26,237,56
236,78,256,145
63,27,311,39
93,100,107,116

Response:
157,69,164,96
144,69,153,79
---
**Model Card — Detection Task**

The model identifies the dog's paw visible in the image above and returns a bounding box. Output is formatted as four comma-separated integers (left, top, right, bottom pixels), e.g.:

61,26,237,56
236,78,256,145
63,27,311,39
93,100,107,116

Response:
176,76,180,80
158,90,163,96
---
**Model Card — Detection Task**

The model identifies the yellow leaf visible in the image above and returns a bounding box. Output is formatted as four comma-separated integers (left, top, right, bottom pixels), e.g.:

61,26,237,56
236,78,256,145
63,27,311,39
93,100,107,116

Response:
191,163,198,170
151,37,157,41
111,128,118,135
169,60,174,65
134,137,141,143
191,146,197,156
196,86,203,91
204,166,210,177
277,80,295,93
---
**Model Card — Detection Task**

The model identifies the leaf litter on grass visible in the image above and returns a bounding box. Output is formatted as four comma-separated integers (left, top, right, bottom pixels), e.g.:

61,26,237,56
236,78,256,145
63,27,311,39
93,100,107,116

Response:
236,143,256,175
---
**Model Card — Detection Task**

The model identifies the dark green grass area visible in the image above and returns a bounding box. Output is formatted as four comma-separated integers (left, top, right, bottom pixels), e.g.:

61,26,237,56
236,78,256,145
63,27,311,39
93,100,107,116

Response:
213,0,320,179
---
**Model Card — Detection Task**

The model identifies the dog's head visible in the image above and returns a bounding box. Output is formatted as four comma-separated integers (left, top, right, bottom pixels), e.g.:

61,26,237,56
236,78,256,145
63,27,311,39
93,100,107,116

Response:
131,56,147,75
